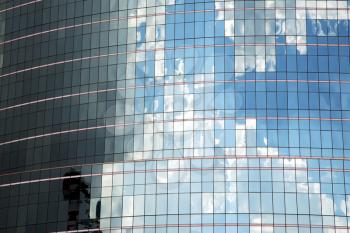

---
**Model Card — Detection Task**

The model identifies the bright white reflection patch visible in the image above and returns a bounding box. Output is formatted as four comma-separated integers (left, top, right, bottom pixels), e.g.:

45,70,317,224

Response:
120,0,349,157
127,0,350,77
216,0,350,72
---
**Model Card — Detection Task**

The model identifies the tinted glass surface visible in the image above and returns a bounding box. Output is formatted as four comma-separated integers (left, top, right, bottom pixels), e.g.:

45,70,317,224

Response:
0,0,349,232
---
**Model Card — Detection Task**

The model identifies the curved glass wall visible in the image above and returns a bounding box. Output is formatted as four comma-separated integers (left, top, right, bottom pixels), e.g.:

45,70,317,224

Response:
0,0,349,232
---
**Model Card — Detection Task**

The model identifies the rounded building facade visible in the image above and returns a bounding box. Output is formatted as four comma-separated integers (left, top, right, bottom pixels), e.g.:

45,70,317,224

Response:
0,0,350,232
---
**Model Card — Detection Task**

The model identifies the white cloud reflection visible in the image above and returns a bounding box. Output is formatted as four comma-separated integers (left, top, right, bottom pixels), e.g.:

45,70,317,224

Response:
93,2,350,229
127,0,350,78
116,0,350,160
216,0,350,72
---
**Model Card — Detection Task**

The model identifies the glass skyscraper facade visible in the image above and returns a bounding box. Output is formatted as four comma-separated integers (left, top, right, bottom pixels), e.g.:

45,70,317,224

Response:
0,0,350,232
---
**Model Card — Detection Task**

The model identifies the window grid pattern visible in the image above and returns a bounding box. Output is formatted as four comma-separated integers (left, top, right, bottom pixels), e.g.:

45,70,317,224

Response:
0,0,349,232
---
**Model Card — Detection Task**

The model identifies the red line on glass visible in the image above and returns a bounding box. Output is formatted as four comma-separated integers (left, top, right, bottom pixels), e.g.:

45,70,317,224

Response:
1,6,349,46
0,115,350,146
0,42,349,79
1,165,348,187
0,0,41,14
1,79,348,112
49,222,349,233
0,88,116,112
1,154,350,178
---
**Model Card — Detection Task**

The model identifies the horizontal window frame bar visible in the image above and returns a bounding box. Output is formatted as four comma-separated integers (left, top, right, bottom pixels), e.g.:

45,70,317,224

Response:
1,5,350,46
1,78,350,112
0,0,41,14
1,115,350,146
1,155,350,178
1,42,349,79
1,165,349,187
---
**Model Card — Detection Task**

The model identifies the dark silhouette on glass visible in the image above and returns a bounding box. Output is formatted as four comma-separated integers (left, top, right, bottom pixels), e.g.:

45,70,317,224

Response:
62,170,101,231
